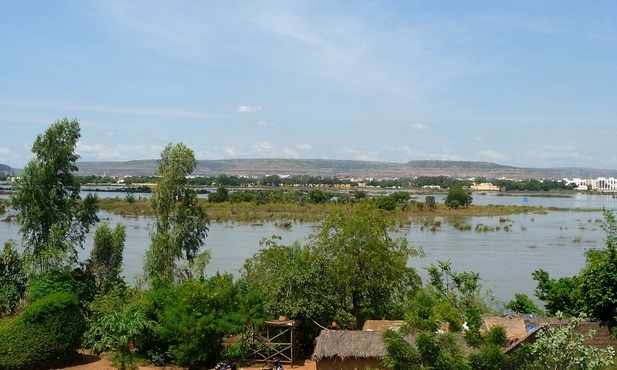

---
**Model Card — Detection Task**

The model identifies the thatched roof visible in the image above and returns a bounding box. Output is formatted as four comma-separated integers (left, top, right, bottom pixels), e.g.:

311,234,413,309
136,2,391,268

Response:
312,330,392,360
312,327,482,362
362,320,405,332
482,316,529,342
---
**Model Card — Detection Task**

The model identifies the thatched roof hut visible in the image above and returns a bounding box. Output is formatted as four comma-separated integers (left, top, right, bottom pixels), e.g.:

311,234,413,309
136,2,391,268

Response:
312,330,392,370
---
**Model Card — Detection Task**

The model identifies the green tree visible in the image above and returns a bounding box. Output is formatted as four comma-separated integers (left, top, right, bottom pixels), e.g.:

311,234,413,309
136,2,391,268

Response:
506,293,541,314
308,188,328,204
515,316,614,370
580,209,617,322
10,118,99,271
242,237,340,322
533,270,584,317
445,185,472,209
532,209,617,321
425,195,437,211
88,223,126,292
145,143,209,284
0,241,27,317
383,263,507,370
143,274,245,368
310,201,422,328
208,186,229,203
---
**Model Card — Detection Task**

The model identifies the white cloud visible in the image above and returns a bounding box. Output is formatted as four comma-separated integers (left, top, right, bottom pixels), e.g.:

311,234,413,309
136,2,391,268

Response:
296,143,313,150
154,135,169,141
77,142,165,161
105,131,114,136
0,147,11,155
253,141,274,153
339,147,380,162
223,146,238,156
255,120,274,126
409,123,428,130
478,149,505,161
237,105,262,113
282,147,299,158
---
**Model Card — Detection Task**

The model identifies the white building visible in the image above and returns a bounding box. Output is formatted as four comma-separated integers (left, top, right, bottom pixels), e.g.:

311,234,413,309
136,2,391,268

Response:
563,177,617,192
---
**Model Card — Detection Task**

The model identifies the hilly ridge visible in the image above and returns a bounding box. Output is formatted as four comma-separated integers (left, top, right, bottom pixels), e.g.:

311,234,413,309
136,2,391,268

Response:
73,159,617,180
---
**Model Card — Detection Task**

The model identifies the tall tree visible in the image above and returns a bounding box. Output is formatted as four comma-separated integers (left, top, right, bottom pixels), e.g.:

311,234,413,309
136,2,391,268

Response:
310,201,422,329
88,223,126,292
10,118,99,271
144,143,209,284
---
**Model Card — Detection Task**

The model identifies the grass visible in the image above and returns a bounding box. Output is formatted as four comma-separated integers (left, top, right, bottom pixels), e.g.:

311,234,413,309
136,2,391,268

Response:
97,198,603,224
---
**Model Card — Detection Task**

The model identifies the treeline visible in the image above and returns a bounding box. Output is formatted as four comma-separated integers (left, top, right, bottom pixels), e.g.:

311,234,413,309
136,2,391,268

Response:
76,173,577,192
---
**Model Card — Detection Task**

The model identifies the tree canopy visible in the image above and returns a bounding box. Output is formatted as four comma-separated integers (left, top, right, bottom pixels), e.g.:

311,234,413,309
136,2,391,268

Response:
310,201,423,328
10,118,99,271
145,142,209,284
445,185,472,209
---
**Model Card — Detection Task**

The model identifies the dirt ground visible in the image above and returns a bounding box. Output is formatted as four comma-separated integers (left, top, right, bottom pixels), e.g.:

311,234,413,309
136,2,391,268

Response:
48,351,317,370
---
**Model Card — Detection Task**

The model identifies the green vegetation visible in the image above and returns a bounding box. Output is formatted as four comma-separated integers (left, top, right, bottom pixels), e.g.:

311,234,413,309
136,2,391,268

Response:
10,118,99,271
530,209,617,322
0,242,27,317
512,316,614,369
87,223,126,293
382,260,507,369
2,120,616,370
0,292,86,369
445,185,473,209
144,142,210,284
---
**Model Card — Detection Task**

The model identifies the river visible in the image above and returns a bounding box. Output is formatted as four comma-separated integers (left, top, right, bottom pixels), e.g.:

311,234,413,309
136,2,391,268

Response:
2,191,616,304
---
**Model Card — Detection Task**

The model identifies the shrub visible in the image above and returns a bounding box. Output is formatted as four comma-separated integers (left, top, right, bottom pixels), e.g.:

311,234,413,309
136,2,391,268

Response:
142,274,245,368
0,292,86,368
0,242,27,317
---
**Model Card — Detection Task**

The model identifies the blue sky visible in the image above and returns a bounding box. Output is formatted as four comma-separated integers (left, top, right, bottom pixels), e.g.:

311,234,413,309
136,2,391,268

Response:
1,1,616,170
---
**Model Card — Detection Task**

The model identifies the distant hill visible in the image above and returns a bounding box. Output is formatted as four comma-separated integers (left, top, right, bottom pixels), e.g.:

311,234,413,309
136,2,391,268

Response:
0,163,15,175
74,159,617,180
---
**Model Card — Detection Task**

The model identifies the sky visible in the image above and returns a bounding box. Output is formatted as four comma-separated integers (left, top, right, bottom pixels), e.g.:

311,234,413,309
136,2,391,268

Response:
1,1,616,170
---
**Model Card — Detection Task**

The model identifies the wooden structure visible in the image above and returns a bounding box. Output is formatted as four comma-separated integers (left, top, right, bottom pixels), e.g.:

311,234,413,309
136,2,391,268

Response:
242,318,299,366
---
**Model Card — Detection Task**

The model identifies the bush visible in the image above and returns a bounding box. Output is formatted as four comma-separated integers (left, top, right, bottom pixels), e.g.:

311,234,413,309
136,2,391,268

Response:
27,267,96,307
142,274,245,368
0,292,86,368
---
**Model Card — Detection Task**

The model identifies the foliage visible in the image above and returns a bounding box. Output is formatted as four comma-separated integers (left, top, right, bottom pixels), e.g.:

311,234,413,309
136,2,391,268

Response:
310,201,422,329
425,195,437,211
27,266,96,307
145,142,210,284
10,118,99,271
209,186,230,203
0,292,86,369
124,191,135,204
376,196,398,210
506,293,541,314
308,188,329,204
532,209,617,320
242,237,341,323
86,310,155,370
383,262,506,370
580,209,617,322
382,289,472,370
533,270,584,317
0,241,27,317
88,223,126,293
142,274,246,368
241,237,347,351
445,185,472,209
514,316,615,369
